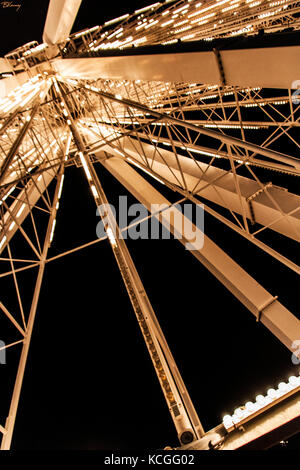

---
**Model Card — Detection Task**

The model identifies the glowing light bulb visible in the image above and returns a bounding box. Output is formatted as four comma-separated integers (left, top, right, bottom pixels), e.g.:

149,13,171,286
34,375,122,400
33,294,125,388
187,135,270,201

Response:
267,388,276,399
0,235,7,250
222,415,233,428
256,395,265,406
91,185,98,198
234,408,245,418
16,203,26,218
278,382,288,392
288,376,299,387
245,401,255,412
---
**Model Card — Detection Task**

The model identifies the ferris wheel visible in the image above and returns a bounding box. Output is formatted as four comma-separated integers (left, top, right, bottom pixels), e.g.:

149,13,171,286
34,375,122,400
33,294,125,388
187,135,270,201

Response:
0,0,300,450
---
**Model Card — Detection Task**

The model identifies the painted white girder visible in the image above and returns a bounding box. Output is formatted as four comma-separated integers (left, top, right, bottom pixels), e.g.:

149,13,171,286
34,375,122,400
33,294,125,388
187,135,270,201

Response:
98,154,300,353
43,0,83,45
52,44,300,88
90,134,300,242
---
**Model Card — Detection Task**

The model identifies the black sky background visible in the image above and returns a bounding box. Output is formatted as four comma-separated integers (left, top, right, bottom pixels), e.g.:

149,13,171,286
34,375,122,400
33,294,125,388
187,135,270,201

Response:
0,0,299,451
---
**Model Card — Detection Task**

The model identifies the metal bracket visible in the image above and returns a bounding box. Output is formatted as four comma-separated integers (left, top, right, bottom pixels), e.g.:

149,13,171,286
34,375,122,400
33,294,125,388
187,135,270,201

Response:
256,296,278,322
246,182,272,225
247,182,273,202
213,48,226,86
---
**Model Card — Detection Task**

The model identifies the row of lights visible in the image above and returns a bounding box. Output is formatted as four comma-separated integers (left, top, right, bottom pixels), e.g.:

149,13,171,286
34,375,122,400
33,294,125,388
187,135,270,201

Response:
77,148,119,247
49,134,71,244
80,0,298,53
223,372,300,431
204,123,262,129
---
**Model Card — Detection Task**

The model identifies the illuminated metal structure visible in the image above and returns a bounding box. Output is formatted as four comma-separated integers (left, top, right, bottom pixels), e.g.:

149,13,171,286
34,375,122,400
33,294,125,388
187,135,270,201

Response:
0,0,300,450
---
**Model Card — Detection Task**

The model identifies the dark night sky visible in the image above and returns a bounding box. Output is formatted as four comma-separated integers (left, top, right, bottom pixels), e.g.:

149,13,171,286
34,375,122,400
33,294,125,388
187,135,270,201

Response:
0,0,299,451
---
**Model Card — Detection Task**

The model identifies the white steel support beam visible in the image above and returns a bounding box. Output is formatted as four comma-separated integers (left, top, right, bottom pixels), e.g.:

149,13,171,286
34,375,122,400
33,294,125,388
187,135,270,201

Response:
84,156,205,445
173,190,300,276
52,44,300,89
100,154,300,354
43,0,83,45
91,134,300,243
